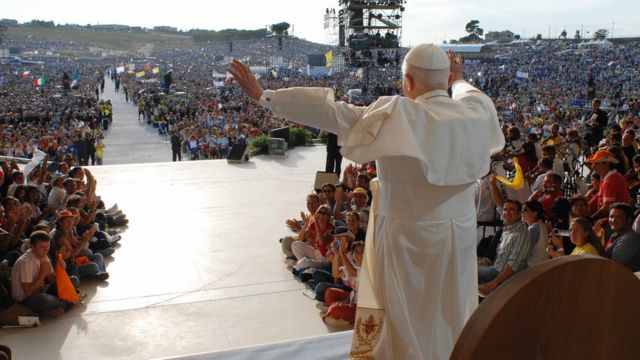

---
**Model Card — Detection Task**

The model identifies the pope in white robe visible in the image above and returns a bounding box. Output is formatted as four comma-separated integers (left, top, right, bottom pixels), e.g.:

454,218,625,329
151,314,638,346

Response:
229,44,505,360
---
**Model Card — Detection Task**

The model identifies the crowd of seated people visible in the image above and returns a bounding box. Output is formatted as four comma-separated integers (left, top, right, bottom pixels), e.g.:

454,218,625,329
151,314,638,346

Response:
0,157,128,325
279,163,375,327
476,105,640,296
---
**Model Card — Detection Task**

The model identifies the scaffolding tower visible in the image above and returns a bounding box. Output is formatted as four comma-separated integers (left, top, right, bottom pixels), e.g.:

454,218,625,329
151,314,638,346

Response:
337,0,405,96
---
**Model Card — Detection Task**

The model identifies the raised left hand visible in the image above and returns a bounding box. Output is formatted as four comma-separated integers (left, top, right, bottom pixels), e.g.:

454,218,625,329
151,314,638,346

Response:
227,59,264,102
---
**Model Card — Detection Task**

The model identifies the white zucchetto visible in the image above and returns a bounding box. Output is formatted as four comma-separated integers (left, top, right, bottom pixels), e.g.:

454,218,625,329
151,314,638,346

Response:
403,44,450,70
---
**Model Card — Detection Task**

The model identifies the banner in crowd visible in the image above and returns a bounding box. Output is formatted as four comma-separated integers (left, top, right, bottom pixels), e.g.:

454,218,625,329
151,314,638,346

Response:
33,76,45,87
116,66,125,74
135,71,146,78
22,71,30,78
516,71,529,80
152,67,160,74
570,99,588,108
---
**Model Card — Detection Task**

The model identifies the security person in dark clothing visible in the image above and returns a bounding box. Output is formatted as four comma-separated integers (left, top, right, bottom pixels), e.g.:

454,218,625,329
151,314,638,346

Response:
586,98,608,150
171,132,182,162
325,132,342,175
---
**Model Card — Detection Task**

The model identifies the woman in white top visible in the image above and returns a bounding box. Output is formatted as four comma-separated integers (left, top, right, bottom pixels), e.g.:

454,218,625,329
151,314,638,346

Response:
523,200,549,267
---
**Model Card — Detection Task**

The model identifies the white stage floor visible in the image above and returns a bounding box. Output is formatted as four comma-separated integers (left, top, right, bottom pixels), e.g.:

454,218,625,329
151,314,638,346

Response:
2,146,350,359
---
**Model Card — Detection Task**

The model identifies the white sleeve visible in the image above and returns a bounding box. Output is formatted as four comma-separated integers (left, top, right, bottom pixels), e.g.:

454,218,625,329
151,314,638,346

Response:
259,88,366,135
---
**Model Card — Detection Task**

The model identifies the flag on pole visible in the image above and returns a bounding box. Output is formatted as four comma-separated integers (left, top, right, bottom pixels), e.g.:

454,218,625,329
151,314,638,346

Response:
22,71,30,78
144,63,151,71
73,69,80,81
152,67,160,74
135,71,146,78
325,50,333,67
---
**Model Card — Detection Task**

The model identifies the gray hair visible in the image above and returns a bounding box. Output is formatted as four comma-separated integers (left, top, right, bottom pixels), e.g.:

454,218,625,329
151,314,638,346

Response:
402,63,449,90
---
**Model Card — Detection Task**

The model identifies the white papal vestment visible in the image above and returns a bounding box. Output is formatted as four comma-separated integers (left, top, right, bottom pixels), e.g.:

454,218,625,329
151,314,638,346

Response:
260,81,504,359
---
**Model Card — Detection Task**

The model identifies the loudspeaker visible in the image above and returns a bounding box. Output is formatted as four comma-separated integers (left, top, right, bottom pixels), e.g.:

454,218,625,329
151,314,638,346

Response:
269,138,287,158
314,171,339,192
226,143,250,163
270,126,290,145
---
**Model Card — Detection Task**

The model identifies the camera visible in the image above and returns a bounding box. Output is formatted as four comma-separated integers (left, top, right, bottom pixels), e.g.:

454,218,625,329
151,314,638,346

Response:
552,228,570,237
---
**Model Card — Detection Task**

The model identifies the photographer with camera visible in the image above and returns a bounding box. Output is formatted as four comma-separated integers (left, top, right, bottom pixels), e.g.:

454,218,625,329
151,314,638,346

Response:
547,217,606,258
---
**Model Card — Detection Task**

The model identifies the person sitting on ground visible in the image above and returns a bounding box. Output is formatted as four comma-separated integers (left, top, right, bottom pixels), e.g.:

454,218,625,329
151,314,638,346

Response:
7,171,24,198
282,193,320,261
50,210,108,281
23,185,52,226
291,205,334,271
354,174,372,205
62,178,77,203
311,226,357,297
10,230,70,318
320,183,341,214
605,203,640,272
547,216,605,258
478,200,531,296
522,200,549,267
322,240,364,326
345,211,366,242
65,195,114,257
334,187,369,228
1,198,31,257
47,172,67,211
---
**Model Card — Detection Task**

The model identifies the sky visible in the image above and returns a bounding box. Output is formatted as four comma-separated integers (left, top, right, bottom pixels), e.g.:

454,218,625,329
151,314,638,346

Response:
3,0,640,46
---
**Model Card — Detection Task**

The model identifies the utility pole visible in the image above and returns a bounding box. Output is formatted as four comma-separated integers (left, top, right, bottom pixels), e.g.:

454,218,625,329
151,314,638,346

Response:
611,22,615,39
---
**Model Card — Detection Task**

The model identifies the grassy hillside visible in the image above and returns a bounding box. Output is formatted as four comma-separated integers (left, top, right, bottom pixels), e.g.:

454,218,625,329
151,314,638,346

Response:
7,26,196,52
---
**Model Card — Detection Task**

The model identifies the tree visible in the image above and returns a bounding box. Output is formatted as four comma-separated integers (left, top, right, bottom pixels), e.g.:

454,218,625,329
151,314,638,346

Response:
574,30,581,41
514,34,521,40
465,20,484,37
459,20,484,43
535,34,542,41
560,29,567,39
593,28,609,40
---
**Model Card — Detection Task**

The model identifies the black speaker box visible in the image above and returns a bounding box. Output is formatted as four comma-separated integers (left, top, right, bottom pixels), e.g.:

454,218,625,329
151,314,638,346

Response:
226,143,250,163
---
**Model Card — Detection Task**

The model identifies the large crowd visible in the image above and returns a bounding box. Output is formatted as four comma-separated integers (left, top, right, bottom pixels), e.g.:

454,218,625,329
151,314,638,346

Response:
1,30,640,333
